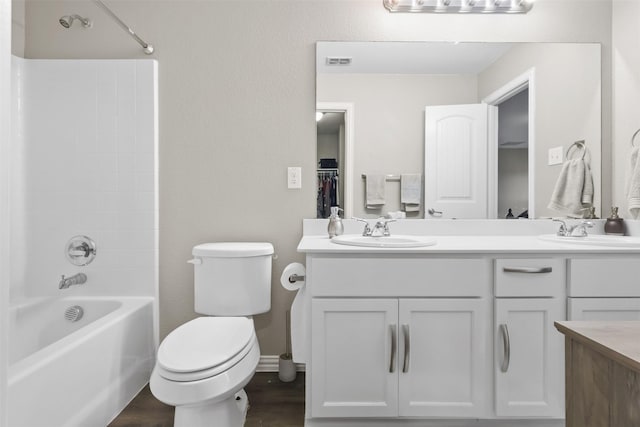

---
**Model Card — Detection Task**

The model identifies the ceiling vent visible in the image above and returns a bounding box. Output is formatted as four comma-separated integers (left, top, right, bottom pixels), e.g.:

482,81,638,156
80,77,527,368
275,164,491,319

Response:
326,57,352,66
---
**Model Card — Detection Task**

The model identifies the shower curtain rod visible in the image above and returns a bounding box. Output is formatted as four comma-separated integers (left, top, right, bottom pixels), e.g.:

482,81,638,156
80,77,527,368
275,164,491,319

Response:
92,0,154,54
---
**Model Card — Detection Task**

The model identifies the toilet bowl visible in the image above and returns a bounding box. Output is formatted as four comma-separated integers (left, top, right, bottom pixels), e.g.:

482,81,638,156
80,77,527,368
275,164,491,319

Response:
150,317,260,427
150,242,273,427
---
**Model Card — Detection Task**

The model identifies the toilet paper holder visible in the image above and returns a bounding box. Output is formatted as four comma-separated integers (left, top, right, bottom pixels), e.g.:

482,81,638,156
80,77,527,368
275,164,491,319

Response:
288,274,305,283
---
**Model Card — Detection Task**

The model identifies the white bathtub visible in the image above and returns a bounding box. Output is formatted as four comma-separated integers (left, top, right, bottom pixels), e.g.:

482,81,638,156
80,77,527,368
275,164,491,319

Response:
8,296,156,427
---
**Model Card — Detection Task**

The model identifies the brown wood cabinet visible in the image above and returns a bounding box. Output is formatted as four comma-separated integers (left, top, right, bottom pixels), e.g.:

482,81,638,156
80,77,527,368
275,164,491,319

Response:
555,321,640,427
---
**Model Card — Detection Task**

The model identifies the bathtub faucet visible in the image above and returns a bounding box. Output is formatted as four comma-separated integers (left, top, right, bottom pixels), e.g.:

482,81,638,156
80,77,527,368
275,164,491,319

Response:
59,273,87,289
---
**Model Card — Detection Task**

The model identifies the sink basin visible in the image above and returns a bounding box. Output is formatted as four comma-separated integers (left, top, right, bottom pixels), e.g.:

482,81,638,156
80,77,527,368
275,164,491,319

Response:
331,234,437,248
538,234,640,248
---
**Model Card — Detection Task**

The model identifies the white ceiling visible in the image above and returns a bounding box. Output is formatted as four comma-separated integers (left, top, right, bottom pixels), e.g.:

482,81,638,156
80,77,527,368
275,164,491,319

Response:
316,41,514,75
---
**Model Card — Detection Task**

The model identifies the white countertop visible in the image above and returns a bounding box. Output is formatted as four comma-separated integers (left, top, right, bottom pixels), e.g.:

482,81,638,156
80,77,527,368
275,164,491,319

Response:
297,234,640,255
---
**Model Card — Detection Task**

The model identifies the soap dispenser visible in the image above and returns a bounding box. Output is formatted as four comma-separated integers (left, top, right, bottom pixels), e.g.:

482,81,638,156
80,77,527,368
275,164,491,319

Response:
327,207,344,238
604,207,624,235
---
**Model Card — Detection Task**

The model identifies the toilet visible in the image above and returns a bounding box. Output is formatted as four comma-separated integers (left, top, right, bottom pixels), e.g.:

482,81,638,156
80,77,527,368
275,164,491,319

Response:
150,242,274,427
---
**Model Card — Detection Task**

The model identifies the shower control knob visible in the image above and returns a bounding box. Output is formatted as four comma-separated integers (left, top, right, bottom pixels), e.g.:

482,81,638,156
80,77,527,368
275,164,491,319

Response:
65,235,97,266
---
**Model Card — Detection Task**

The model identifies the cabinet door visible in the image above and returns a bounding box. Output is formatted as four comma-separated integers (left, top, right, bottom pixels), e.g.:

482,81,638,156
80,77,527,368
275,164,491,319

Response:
569,298,640,320
311,298,398,418
495,298,565,417
398,299,489,417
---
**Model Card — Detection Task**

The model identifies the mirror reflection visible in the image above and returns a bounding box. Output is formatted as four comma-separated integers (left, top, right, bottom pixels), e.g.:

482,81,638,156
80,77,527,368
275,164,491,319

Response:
316,42,601,219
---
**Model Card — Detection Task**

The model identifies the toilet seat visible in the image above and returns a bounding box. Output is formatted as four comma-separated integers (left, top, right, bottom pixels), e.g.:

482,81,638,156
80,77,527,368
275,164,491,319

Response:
157,317,255,382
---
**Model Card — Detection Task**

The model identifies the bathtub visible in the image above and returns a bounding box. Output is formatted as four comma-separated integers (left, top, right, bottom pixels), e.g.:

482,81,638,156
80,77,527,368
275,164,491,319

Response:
8,296,156,427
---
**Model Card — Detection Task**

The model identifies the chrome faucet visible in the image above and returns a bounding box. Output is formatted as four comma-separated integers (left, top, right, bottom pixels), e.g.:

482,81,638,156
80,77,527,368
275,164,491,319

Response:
372,218,396,237
59,273,87,289
353,218,373,236
353,217,395,237
552,219,594,237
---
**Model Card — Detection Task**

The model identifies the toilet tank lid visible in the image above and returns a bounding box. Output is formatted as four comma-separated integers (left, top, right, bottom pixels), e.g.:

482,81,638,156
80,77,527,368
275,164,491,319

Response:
193,242,274,258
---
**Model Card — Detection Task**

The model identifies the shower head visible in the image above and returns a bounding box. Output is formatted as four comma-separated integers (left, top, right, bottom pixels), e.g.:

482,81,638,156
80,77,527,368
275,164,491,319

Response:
59,14,92,29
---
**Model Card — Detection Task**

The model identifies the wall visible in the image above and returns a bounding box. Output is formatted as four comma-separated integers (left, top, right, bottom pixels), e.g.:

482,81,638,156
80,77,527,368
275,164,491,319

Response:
478,43,602,218
318,73,478,217
1,0,11,423
10,0,22,56
612,1,640,218
498,149,528,218
10,58,157,300
20,0,614,355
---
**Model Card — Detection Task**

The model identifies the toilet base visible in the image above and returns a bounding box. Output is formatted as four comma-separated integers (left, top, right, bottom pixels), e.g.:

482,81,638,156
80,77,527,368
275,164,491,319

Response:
174,389,249,427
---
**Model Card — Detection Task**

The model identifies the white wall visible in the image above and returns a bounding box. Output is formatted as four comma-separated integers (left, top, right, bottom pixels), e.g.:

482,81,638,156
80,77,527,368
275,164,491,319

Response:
612,1,640,218
10,58,157,300
19,0,614,354
478,43,602,218
1,0,11,423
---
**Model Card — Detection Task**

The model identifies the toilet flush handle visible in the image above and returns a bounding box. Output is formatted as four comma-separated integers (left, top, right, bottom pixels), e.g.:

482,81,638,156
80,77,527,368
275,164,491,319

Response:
187,258,202,265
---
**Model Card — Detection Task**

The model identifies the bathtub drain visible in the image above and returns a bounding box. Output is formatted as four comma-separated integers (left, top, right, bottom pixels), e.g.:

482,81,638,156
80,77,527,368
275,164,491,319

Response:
64,305,84,322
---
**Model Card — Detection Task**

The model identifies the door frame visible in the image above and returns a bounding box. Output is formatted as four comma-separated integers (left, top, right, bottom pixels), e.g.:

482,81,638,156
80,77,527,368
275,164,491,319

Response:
316,102,354,217
482,68,536,219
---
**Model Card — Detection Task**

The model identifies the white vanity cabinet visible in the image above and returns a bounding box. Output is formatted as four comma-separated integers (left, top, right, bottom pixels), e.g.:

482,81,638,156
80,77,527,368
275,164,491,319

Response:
311,298,398,418
493,259,566,418
308,256,491,419
568,257,640,320
494,298,565,417
311,298,489,418
297,230,640,426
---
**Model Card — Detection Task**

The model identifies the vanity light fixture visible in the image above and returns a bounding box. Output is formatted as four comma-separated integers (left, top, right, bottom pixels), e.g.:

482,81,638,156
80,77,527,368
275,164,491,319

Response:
383,0,533,13
316,112,324,122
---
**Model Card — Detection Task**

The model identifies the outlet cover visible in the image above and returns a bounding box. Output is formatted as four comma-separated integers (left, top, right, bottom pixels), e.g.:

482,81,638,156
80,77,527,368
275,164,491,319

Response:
548,146,563,166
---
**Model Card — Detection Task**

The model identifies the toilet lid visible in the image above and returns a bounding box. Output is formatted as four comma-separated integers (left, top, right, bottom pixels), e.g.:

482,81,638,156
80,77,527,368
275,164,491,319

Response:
157,317,254,375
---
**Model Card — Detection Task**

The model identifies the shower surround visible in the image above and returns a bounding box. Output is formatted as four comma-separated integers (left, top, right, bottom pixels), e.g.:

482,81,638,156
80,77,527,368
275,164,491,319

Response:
9,56,158,426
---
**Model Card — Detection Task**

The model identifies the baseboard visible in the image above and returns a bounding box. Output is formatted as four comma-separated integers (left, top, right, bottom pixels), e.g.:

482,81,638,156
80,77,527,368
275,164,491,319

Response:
256,355,306,372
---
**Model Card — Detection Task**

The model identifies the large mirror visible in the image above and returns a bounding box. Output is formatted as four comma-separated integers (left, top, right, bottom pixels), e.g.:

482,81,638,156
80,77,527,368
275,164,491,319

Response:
316,42,601,220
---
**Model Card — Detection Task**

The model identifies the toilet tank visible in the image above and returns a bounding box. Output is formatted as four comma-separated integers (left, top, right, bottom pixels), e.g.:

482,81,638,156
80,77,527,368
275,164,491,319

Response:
191,242,273,316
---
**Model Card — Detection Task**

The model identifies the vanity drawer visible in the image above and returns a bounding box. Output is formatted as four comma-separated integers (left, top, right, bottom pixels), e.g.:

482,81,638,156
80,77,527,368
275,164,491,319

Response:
569,258,640,297
494,258,565,297
309,256,491,297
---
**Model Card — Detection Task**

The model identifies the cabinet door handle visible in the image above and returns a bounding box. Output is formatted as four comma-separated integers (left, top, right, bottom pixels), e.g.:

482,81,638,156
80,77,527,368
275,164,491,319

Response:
402,324,410,373
389,324,397,373
502,266,552,274
499,324,511,373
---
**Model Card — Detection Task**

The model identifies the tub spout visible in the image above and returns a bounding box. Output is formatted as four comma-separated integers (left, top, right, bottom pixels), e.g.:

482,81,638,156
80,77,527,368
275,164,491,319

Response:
59,273,87,289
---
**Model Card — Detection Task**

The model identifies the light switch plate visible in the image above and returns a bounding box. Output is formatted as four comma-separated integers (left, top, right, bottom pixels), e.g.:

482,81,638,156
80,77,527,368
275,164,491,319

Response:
548,146,563,166
288,167,302,189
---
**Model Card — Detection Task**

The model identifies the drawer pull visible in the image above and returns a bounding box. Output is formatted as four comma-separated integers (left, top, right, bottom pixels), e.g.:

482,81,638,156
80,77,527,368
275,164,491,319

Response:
389,324,397,373
402,324,410,373
503,266,552,274
499,324,511,373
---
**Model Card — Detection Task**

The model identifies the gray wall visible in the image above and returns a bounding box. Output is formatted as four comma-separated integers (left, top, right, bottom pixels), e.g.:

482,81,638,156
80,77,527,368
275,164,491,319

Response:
478,43,602,218
318,72,478,217
19,0,613,355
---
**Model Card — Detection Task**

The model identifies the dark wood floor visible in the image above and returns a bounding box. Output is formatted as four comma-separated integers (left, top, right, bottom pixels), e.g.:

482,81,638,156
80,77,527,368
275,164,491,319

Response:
109,372,305,427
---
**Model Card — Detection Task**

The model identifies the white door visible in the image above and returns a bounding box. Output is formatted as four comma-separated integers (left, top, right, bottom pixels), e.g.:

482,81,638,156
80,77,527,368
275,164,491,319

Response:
311,298,399,418
494,298,565,418
398,299,489,417
425,104,489,219
569,298,640,320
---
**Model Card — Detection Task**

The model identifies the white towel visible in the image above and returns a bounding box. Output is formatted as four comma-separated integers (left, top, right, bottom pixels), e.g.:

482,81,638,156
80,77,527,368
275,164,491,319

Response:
401,174,422,212
547,159,594,217
365,174,386,209
627,146,640,219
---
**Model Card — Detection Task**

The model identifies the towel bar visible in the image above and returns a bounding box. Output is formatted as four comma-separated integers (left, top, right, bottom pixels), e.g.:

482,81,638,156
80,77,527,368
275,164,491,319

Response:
632,129,640,147
566,140,587,160
362,174,400,181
